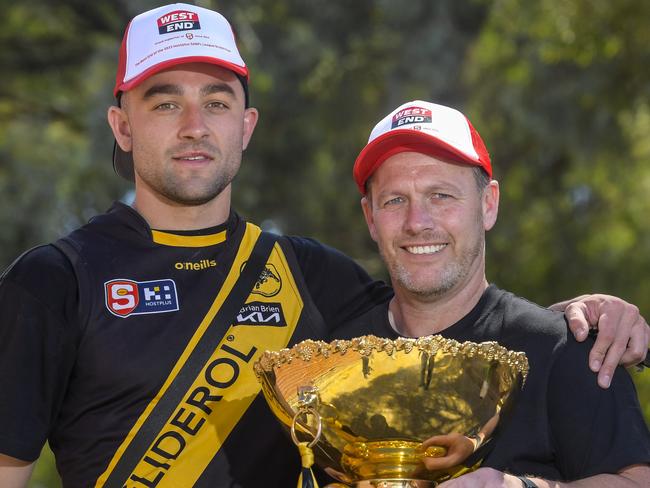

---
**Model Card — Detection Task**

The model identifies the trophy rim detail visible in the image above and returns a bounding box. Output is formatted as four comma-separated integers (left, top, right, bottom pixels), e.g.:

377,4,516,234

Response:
254,334,529,381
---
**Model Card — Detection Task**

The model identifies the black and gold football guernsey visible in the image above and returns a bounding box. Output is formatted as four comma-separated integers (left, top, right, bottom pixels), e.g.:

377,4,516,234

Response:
0,202,392,488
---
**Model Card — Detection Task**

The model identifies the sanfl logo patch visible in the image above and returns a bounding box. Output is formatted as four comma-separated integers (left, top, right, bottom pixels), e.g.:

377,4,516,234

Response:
105,279,180,318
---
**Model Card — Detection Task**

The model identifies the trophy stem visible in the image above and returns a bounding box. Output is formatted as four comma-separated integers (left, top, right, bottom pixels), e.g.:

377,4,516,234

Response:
355,480,437,487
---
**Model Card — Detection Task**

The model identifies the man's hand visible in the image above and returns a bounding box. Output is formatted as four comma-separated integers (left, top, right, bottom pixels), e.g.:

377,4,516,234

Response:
421,433,476,471
437,467,523,487
549,294,649,388
0,454,34,488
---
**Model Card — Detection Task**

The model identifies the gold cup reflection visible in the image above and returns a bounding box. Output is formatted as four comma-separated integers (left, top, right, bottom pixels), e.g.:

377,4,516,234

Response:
254,335,528,487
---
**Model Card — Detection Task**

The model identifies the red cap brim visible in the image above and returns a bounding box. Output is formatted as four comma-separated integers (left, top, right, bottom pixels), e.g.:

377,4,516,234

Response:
114,56,249,97
353,130,490,194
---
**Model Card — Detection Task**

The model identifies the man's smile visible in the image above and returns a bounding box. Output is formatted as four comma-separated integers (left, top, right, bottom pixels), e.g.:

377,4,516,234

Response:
403,243,448,255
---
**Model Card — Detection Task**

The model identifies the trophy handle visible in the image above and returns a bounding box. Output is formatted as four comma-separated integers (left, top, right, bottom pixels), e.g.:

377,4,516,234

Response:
291,406,323,448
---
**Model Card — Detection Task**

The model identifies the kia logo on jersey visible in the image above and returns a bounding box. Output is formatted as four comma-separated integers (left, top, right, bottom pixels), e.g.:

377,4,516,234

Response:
105,279,180,318
234,301,286,327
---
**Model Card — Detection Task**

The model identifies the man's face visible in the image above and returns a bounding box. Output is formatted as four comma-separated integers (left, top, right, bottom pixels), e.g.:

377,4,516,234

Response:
109,63,258,206
362,152,499,301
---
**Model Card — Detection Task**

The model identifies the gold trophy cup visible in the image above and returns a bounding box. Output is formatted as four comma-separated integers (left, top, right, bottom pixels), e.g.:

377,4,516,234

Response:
254,335,528,487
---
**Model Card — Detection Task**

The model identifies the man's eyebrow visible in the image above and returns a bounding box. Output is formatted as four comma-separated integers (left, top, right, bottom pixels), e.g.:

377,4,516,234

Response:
142,84,183,99
200,83,236,98
140,82,237,100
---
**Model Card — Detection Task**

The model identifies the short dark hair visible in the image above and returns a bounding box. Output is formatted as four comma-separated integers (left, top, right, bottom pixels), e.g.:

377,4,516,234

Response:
472,166,490,190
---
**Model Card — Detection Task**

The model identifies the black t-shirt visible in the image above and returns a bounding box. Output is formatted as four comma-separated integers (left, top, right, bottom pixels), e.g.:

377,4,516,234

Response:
330,285,650,481
0,202,392,487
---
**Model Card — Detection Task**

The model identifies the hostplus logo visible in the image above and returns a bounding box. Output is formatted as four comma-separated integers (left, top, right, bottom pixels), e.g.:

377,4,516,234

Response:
105,279,180,318
157,10,201,34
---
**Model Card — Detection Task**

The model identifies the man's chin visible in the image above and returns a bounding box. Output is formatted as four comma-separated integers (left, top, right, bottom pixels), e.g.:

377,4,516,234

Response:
394,276,451,298
159,182,228,207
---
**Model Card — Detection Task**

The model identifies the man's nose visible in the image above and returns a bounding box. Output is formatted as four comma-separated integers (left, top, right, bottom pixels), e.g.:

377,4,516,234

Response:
178,105,209,139
404,200,435,234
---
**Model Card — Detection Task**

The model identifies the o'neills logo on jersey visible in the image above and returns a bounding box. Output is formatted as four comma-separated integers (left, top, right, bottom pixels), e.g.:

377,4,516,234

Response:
391,107,432,129
175,259,217,271
234,301,286,327
105,279,180,318
157,10,201,34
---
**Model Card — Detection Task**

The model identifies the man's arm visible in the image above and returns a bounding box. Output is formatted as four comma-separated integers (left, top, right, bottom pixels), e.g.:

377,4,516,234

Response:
437,464,649,487
549,294,649,388
0,454,34,488
0,247,80,484
286,236,393,328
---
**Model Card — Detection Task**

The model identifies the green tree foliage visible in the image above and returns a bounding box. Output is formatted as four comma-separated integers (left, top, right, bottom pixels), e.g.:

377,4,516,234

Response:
0,1,647,486
0,1,130,267
466,0,650,309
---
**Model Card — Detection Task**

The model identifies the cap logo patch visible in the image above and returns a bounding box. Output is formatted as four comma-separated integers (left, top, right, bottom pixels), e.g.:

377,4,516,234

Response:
157,10,201,34
392,107,432,129
105,279,180,318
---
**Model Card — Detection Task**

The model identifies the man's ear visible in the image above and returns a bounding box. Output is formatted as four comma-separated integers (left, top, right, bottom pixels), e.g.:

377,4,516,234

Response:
361,196,378,242
107,105,132,152
242,107,259,150
482,180,500,231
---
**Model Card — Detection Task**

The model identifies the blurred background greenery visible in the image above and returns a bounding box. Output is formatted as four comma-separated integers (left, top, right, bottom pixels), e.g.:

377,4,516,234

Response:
0,0,647,485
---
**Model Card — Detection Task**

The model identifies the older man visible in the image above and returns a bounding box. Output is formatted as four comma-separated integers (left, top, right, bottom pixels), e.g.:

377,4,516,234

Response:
333,100,650,487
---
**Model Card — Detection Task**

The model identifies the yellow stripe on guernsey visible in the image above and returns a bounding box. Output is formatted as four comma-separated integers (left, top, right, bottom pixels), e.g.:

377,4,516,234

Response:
96,223,304,487
151,229,227,247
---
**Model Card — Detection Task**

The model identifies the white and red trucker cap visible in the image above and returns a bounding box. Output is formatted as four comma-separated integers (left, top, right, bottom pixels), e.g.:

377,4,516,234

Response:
353,100,492,194
113,3,248,180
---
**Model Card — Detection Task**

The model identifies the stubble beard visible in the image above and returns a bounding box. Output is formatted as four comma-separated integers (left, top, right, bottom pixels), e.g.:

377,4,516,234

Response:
381,231,484,300
136,143,242,206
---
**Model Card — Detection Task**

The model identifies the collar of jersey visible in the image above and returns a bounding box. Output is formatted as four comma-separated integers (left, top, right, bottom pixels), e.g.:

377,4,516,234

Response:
151,229,227,247
108,202,236,247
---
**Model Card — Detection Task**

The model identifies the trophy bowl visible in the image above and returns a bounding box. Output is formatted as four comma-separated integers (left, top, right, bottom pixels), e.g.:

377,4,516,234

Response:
254,335,528,487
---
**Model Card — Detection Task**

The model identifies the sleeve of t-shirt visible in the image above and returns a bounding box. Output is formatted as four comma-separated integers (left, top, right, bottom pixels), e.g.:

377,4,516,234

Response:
0,245,80,461
547,335,650,480
284,236,392,329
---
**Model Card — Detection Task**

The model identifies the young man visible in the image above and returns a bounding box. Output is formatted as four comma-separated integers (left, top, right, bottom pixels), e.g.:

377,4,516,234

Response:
334,100,650,487
0,4,646,488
